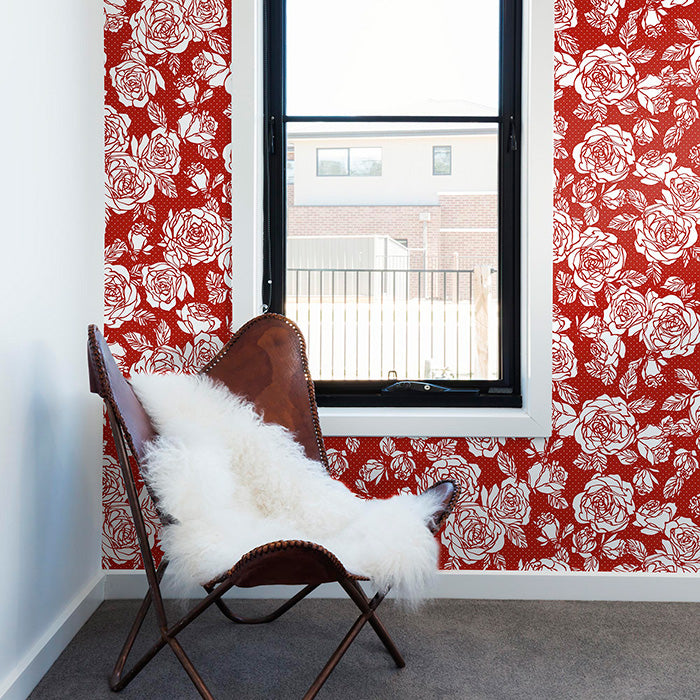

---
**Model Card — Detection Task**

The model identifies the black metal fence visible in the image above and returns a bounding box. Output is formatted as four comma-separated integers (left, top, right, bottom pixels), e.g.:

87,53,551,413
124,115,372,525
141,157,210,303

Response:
286,267,496,381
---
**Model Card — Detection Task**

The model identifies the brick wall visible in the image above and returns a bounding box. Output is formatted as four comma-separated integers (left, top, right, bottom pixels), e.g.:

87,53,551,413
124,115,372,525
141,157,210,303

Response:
287,185,498,271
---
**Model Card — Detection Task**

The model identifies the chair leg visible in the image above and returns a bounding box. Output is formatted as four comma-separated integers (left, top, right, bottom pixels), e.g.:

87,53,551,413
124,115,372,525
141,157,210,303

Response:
111,570,403,699
302,596,381,700
110,561,237,695
167,636,215,700
110,560,169,691
303,583,401,700
111,634,170,692
341,579,405,668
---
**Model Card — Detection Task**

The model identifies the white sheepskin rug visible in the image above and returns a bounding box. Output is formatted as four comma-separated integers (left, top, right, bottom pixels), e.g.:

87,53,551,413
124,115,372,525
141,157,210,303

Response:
130,373,442,601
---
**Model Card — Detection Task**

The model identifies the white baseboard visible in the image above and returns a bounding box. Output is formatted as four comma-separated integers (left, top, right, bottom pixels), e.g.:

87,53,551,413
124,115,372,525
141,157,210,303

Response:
0,573,104,700
104,569,700,603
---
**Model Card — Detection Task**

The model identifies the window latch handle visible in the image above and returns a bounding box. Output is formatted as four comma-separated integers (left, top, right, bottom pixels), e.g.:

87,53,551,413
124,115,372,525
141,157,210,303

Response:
268,116,276,154
383,381,448,393
508,116,518,152
382,381,479,394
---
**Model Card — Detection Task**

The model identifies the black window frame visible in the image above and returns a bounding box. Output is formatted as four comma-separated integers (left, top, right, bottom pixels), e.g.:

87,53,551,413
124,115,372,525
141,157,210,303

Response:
263,0,522,409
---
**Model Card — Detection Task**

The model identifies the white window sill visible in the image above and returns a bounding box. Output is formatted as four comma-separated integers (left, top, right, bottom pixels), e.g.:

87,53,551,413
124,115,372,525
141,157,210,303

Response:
319,406,550,438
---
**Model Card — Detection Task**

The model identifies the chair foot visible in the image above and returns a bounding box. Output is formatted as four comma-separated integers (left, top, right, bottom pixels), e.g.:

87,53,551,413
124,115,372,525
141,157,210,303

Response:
167,636,215,700
342,580,405,668
110,635,168,692
303,602,377,700
109,561,237,695
110,560,169,691
303,580,405,699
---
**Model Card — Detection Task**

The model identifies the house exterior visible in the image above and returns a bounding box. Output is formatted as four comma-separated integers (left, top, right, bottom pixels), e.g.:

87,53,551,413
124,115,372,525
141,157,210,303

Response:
287,123,498,273
282,123,499,381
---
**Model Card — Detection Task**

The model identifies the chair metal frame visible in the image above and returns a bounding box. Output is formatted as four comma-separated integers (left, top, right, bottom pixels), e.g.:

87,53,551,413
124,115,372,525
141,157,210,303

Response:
89,316,458,699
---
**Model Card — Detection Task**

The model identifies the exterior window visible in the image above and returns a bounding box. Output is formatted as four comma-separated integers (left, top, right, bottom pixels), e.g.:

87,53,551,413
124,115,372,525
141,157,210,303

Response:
433,146,451,175
264,0,521,409
286,143,295,183
350,147,381,176
316,148,348,176
317,147,382,176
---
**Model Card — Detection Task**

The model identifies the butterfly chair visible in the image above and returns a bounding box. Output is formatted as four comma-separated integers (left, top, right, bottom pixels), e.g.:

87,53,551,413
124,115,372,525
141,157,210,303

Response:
88,313,458,699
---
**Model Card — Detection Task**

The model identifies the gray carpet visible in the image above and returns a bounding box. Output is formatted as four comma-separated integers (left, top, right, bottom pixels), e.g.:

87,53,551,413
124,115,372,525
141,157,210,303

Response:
29,598,700,699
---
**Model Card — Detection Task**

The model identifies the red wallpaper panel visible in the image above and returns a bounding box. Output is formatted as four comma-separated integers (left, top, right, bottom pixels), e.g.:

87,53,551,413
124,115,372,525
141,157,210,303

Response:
103,0,231,567
103,0,700,575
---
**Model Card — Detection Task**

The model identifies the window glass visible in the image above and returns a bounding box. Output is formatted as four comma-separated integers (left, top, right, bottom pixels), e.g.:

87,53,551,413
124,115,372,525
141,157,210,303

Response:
268,0,521,406
349,148,382,176
317,148,348,176
288,125,499,381
286,144,295,183
286,0,500,117
433,146,452,175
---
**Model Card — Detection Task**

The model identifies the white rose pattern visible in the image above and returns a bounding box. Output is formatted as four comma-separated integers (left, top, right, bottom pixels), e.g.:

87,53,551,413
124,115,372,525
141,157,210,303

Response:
103,0,231,568
104,0,700,575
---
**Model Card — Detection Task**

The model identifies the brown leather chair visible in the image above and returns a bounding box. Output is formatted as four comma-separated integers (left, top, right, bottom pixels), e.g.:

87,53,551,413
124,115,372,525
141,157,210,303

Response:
88,313,458,699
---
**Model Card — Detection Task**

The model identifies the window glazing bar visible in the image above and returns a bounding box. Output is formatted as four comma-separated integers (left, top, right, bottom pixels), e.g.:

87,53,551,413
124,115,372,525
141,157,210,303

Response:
284,115,501,123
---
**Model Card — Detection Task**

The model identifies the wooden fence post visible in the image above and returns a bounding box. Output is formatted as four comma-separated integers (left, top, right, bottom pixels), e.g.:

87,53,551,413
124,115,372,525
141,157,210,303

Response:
473,265,490,378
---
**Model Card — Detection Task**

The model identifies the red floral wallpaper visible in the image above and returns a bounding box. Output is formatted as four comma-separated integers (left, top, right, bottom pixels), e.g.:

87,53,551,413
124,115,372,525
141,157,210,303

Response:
103,0,231,567
104,0,700,575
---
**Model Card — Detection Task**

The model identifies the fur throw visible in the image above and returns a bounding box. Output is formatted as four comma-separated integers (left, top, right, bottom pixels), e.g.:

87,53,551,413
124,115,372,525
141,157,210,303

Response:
130,373,442,601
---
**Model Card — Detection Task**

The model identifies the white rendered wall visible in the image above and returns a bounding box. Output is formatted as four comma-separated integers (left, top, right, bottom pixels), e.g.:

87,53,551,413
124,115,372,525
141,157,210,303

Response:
292,133,498,206
0,2,104,697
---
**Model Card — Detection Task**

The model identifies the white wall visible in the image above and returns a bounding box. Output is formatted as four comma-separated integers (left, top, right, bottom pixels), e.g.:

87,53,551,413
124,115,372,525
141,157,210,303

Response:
0,2,104,697
292,132,498,206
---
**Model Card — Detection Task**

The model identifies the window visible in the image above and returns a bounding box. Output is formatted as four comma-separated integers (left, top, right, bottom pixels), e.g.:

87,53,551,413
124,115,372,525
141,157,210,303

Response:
433,146,452,176
264,0,522,410
316,148,348,176
350,148,382,176
317,147,382,177
286,143,295,183
249,0,553,437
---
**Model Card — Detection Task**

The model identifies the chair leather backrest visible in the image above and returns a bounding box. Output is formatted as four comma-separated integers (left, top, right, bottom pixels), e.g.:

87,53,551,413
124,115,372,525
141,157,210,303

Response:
201,314,328,466
88,324,156,462
88,314,327,468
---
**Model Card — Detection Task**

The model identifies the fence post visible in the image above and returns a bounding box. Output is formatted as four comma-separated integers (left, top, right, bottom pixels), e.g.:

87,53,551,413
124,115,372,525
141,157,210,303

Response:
473,265,490,378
